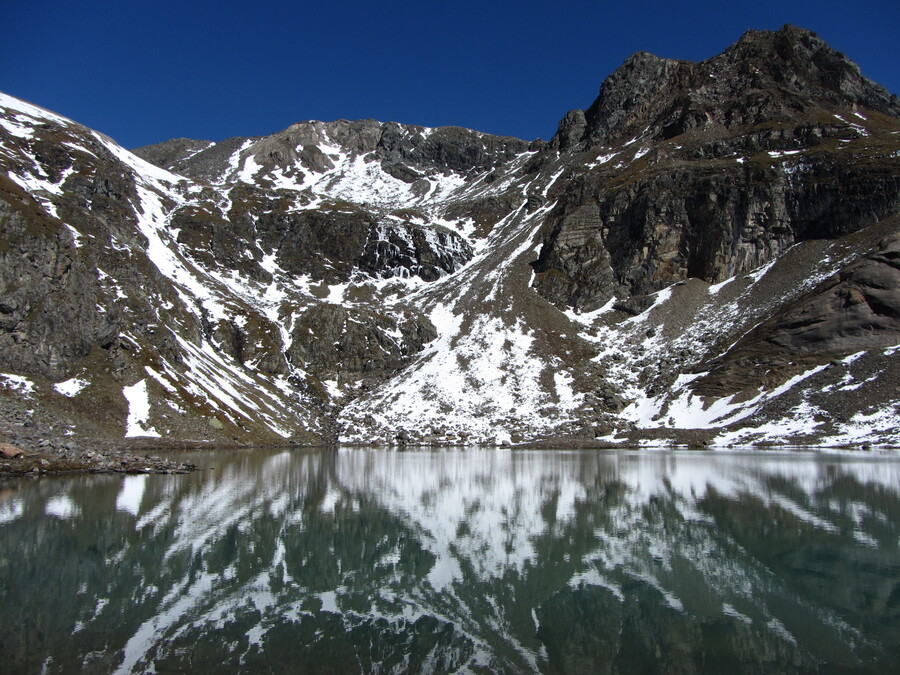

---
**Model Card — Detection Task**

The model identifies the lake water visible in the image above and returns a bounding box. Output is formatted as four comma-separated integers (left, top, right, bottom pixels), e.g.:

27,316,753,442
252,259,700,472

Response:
1,448,898,673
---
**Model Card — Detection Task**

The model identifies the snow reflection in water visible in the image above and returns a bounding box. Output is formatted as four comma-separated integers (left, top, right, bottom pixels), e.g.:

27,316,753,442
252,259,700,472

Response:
1,448,898,673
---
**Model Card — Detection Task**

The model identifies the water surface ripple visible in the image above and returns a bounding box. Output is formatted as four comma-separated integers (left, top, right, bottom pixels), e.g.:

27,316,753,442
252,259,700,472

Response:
1,448,898,673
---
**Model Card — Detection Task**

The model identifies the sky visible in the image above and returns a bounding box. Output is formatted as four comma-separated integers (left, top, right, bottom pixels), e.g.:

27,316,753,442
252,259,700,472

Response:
3,1,898,149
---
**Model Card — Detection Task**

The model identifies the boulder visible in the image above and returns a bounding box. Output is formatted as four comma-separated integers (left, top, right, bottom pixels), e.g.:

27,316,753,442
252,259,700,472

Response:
0,443,25,458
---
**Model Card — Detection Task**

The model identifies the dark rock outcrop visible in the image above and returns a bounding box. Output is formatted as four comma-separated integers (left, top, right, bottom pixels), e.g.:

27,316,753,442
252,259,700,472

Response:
358,221,472,281
694,223,900,397
287,304,436,382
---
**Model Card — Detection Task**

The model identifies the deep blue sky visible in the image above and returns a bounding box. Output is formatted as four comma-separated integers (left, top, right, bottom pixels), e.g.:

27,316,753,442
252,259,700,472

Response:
3,1,898,149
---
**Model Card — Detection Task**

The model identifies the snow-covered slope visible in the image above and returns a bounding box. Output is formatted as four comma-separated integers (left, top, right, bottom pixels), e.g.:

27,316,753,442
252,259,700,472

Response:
1,26,899,449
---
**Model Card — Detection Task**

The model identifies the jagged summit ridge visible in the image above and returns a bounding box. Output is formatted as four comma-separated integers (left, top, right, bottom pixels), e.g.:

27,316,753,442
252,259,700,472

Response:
554,25,899,151
135,118,539,200
1,26,898,451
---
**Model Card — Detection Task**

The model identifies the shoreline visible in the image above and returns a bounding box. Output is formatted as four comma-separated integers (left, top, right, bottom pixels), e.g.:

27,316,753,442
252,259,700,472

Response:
0,441,198,477
2,437,897,478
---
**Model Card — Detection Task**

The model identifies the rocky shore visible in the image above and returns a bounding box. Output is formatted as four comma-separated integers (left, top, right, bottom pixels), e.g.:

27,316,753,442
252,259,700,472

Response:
0,442,196,476
0,395,196,476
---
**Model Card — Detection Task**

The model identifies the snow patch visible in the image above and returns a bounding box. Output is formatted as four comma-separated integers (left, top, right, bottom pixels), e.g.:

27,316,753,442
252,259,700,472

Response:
707,276,735,294
322,379,343,399
0,373,35,395
54,377,88,398
123,379,160,438
563,297,617,325
626,286,673,324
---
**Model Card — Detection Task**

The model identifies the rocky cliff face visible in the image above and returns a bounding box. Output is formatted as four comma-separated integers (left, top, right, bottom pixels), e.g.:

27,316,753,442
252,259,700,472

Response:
535,25,899,312
1,25,898,449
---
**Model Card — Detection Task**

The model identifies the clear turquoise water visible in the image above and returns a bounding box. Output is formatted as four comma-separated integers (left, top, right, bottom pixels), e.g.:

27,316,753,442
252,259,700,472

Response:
1,448,898,673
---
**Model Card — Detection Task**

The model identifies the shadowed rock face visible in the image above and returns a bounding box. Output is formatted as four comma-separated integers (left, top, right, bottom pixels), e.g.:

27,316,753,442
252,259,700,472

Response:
0,186,109,380
694,225,900,397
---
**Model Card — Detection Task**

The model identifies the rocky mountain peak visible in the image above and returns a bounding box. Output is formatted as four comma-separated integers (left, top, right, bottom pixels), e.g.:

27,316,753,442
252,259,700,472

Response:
581,51,686,145
720,25,898,114
553,24,898,152
135,118,536,189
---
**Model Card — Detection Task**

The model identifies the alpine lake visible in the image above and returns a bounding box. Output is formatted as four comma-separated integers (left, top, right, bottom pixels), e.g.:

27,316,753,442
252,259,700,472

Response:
1,447,898,674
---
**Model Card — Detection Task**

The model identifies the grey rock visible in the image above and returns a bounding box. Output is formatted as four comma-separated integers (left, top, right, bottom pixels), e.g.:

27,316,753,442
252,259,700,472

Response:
533,135,899,310
287,304,436,384
554,25,898,151
131,137,213,173
694,224,900,398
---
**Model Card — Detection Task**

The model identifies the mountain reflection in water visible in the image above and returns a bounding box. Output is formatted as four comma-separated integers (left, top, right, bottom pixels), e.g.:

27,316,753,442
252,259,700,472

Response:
1,449,898,673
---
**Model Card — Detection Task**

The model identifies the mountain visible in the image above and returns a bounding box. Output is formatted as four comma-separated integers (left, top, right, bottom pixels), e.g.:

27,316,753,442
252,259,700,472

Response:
1,25,898,454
